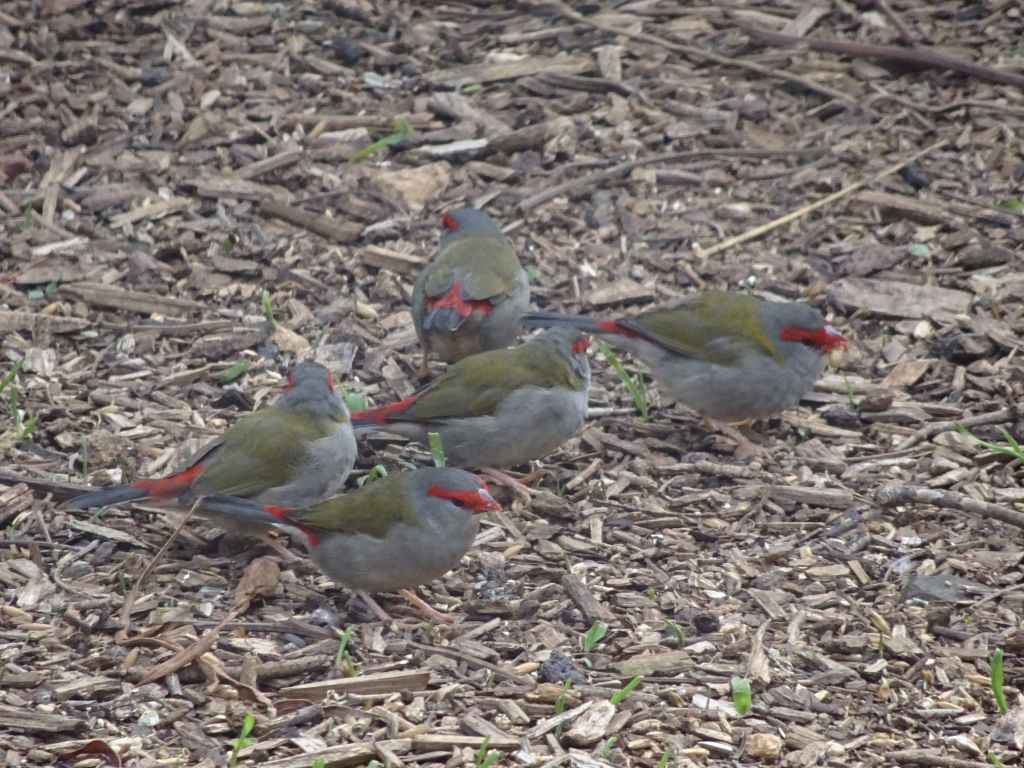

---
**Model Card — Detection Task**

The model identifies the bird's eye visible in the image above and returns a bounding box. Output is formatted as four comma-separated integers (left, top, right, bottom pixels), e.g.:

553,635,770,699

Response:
450,499,466,508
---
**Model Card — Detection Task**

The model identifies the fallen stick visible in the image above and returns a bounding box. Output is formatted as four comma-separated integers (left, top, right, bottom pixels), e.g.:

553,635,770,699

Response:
689,133,952,260
743,26,1024,89
876,484,1024,530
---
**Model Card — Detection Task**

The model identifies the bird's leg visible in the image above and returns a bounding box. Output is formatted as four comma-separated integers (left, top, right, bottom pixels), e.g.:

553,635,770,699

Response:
478,467,537,505
258,532,302,563
356,590,399,626
701,417,766,459
416,352,431,381
397,588,455,623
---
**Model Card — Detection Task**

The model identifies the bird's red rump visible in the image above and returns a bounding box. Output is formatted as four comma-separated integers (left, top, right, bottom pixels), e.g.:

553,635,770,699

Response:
779,325,847,352
265,505,320,546
425,283,493,318
427,483,501,513
130,463,204,498
596,319,642,338
350,395,419,425
572,337,589,354
441,212,458,231
264,504,295,519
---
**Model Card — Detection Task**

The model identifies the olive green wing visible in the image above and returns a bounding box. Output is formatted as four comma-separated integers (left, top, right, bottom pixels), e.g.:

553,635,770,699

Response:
297,473,419,539
398,343,580,421
424,234,522,300
624,293,784,365
192,409,337,497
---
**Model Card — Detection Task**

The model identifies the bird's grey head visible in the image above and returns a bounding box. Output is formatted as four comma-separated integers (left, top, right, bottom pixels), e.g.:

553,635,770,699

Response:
412,467,501,517
535,326,591,383
440,207,502,246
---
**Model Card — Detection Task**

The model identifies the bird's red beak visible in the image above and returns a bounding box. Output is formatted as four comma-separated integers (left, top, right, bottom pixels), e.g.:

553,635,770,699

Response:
441,212,458,231
474,485,501,514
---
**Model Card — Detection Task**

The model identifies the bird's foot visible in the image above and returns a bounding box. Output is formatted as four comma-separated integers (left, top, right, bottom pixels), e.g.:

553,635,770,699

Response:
701,418,767,459
398,588,456,623
416,354,432,382
356,590,400,627
478,467,537,506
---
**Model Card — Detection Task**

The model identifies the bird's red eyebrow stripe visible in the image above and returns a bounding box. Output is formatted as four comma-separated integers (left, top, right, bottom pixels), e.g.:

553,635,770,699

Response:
572,337,589,354
425,283,493,318
779,325,847,351
441,212,458,231
427,484,500,513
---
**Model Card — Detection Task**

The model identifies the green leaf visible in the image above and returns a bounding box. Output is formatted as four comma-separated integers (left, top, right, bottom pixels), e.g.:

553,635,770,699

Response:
343,391,367,412
1001,198,1024,212
428,431,446,468
222,362,250,383
731,676,752,715
906,242,930,258
356,465,388,487
349,119,412,164
461,83,483,94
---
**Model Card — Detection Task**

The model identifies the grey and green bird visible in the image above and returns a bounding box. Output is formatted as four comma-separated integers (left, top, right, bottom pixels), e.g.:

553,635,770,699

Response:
349,326,590,470
196,467,500,622
523,291,846,422
412,207,529,377
67,362,358,536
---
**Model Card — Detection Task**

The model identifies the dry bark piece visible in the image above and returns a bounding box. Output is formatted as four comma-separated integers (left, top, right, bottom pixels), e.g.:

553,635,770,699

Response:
827,277,971,319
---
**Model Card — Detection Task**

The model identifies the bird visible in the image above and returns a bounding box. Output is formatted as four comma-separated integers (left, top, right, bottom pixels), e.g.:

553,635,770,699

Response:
349,326,590,497
412,207,529,378
196,467,500,622
67,362,358,545
522,292,846,450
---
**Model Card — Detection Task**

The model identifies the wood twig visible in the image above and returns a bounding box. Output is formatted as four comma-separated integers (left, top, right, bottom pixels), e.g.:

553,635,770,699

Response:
896,406,1020,450
876,484,1024,530
259,199,363,244
743,25,1024,88
543,0,858,106
689,133,952,260
873,0,916,46
517,147,827,213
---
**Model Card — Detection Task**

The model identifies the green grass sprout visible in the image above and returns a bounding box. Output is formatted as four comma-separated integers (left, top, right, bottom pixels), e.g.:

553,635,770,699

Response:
262,289,277,332
955,423,1024,461
335,626,357,677
582,621,607,653
991,648,1008,715
731,676,752,715
610,675,643,706
0,359,24,396
596,340,649,421
663,618,686,648
428,431,446,467
349,119,411,164
222,361,250,383
228,712,256,768
356,465,388,487
474,736,499,768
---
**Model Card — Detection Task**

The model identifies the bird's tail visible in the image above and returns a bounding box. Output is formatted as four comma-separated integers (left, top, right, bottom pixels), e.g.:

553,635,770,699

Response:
65,465,204,509
349,395,417,430
66,485,149,510
521,310,629,335
422,306,468,332
190,494,294,529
